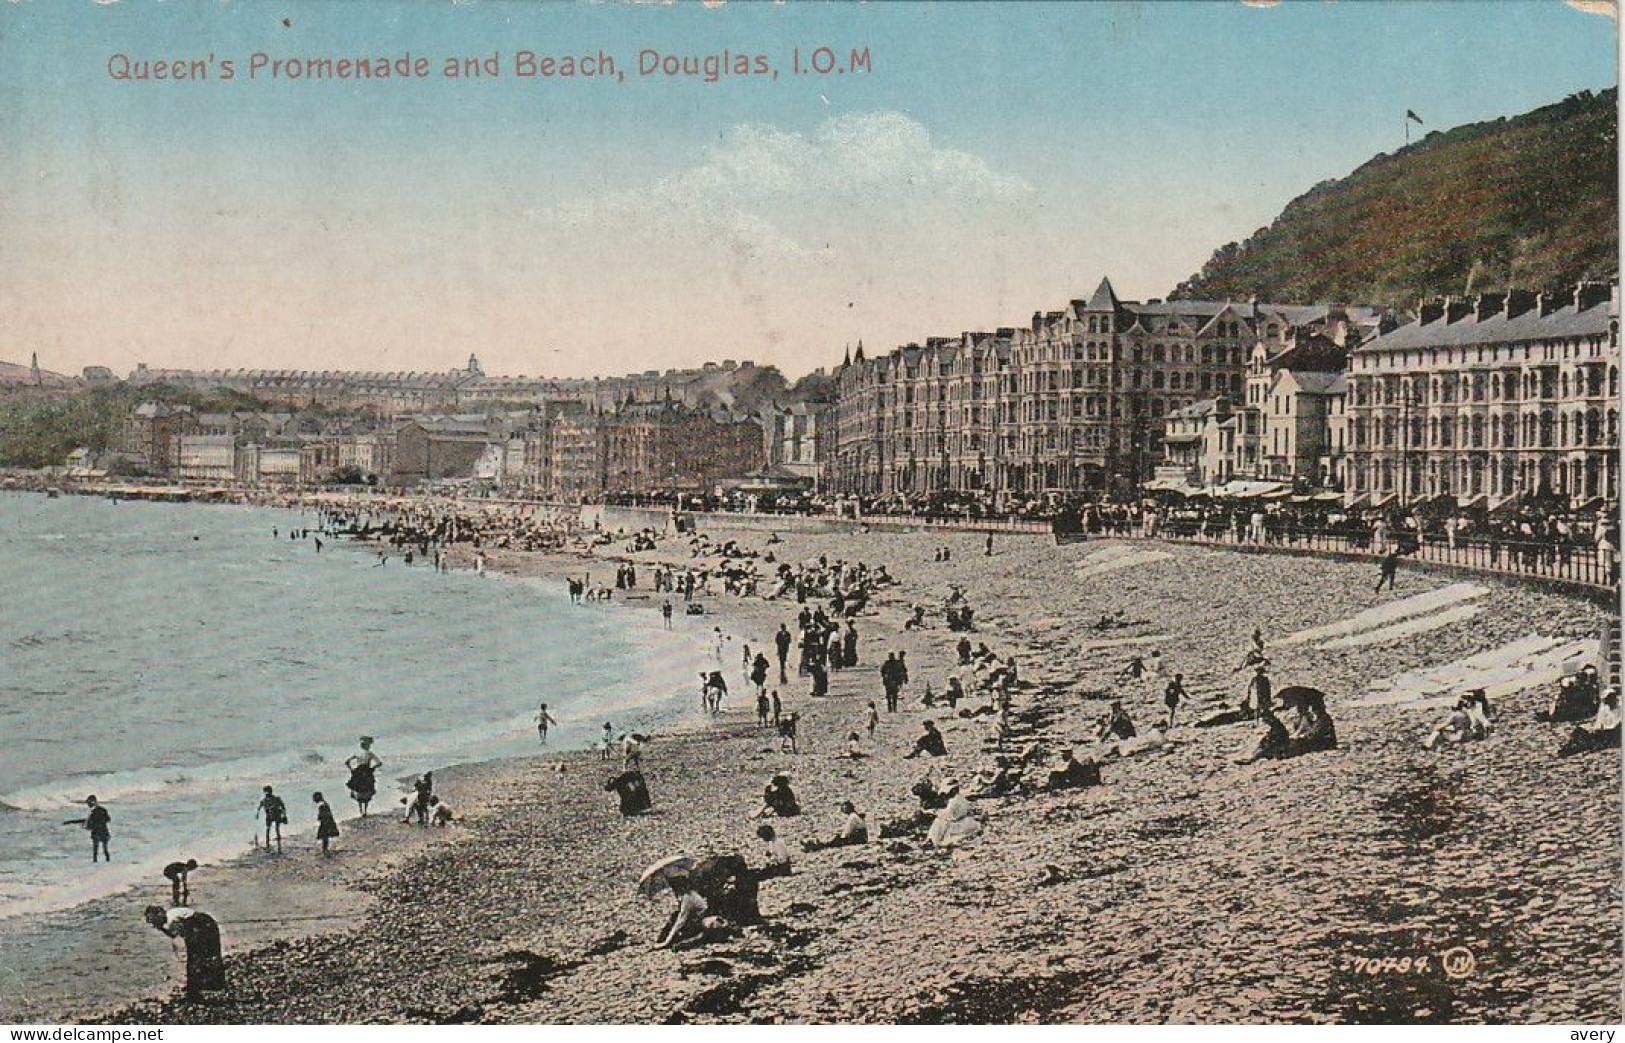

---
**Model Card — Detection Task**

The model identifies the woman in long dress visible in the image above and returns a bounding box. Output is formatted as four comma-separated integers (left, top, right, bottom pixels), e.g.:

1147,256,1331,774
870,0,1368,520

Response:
925,783,982,848
344,736,382,817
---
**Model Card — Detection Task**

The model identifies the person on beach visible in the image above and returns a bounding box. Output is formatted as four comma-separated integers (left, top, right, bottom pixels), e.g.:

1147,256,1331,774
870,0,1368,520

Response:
601,722,615,761
1045,749,1102,792
605,770,652,817
656,874,707,949
144,905,226,999
775,624,792,682
622,733,643,769
661,599,673,629
804,802,868,851
1118,655,1146,683
771,690,783,729
344,737,382,817
881,653,905,712
1375,549,1401,592
866,700,879,738
1098,701,1137,742
64,795,111,863
756,824,791,879
925,782,982,848
404,773,434,825
905,720,947,759
536,703,559,743
256,786,287,851
313,792,339,855
1559,686,1622,757
985,534,994,557
751,653,770,697
163,858,198,906
757,774,801,817
713,627,726,663
430,796,454,826
845,731,869,759
1245,665,1273,718
1164,674,1188,728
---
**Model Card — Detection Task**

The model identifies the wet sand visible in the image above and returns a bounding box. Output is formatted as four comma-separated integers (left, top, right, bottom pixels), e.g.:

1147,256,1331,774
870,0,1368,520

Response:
5,521,1618,1024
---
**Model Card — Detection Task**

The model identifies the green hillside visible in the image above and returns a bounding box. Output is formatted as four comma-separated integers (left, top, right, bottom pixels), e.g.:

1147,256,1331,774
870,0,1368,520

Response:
1172,88,1618,308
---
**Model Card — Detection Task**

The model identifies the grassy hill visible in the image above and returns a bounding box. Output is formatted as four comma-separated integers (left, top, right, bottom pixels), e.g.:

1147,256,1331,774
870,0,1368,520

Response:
1172,88,1618,308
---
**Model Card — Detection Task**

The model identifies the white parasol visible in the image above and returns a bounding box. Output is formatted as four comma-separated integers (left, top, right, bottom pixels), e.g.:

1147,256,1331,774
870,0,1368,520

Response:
637,854,697,897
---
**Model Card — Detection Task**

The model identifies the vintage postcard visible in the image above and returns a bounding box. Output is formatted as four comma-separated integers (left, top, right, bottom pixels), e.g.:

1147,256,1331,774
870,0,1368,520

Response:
0,0,1619,1030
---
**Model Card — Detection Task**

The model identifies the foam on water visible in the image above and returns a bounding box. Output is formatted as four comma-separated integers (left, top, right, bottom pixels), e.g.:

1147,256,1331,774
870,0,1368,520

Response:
0,493,717,918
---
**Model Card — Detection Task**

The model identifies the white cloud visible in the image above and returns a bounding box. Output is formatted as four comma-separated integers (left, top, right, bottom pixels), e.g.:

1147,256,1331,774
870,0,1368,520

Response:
533,111,1030,260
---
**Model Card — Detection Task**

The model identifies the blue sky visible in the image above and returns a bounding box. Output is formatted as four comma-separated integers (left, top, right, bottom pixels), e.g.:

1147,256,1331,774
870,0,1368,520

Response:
1,1,1616,379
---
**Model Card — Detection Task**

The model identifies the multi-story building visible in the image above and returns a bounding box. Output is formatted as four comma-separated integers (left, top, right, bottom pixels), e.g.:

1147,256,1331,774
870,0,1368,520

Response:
547,410,607,502
121,403,196,473
828,277,1383,497
173,434,237,482
761,400,825,485
1345,282,1619,509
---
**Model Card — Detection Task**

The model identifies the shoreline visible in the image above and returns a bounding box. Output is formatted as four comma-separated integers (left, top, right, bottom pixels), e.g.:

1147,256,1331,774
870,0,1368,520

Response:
4,501,1620,1024
0,512,745,1024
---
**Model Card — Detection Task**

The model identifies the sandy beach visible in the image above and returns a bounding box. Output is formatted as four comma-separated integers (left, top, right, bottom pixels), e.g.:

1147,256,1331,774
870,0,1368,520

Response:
5,518,1617,1025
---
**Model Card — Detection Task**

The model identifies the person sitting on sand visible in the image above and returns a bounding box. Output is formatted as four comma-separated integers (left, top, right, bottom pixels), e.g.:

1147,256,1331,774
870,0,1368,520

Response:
429,796,454,827
1425,688,1490,751
605,770,652,817
1045,749,1102,792
1559,686,1622,757
756,824,792,879
804,801,868,851
845,731,868,759
1538,672,1600,724
1235,711,1292,765
905,720,947,759
757,774,801,818
1117,655,1146,682
1097,701,1137,742
1281,687,1338,755
904,605,927,631
924,782,982,848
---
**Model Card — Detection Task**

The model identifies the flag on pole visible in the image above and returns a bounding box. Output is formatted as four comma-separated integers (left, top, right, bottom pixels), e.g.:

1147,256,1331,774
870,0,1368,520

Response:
1406,109,1424,124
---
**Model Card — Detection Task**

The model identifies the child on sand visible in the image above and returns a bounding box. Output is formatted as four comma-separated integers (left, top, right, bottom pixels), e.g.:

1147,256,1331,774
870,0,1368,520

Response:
313,792,339,855
256,786,287,850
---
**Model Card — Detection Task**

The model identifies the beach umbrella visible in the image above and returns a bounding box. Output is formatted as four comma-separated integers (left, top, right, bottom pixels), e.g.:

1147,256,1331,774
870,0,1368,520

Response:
637,854,697,897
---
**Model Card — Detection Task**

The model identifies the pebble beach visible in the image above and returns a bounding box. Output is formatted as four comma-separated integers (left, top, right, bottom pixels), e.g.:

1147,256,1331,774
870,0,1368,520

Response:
7,518,1617,1025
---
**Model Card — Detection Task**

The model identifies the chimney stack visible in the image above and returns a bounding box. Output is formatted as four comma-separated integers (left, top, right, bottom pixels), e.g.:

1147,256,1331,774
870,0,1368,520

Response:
1574,281,1612,312
1503,289,1538,320
1537,290,1561,317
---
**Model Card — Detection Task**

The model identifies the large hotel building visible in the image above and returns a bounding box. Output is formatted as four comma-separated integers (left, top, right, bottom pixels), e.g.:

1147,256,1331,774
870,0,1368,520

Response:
827,278,1382,496
1344,282,1619,509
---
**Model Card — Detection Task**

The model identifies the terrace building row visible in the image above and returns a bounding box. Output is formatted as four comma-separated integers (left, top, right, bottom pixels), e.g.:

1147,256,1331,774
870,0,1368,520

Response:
826,277,1385,497
1344,282,1620,509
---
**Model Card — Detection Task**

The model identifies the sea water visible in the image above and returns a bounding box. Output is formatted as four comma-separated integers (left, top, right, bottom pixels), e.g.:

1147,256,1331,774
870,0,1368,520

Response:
0,492,713,917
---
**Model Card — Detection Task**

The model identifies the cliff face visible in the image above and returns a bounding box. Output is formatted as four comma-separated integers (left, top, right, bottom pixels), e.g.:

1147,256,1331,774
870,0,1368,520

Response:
1173,88,1618,308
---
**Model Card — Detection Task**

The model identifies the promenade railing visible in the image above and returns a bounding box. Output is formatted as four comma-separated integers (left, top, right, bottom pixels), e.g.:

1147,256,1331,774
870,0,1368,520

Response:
1133,524,1619,593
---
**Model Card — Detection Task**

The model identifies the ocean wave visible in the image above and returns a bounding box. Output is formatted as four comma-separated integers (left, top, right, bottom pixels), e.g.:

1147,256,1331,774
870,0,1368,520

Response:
0,748,335,813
